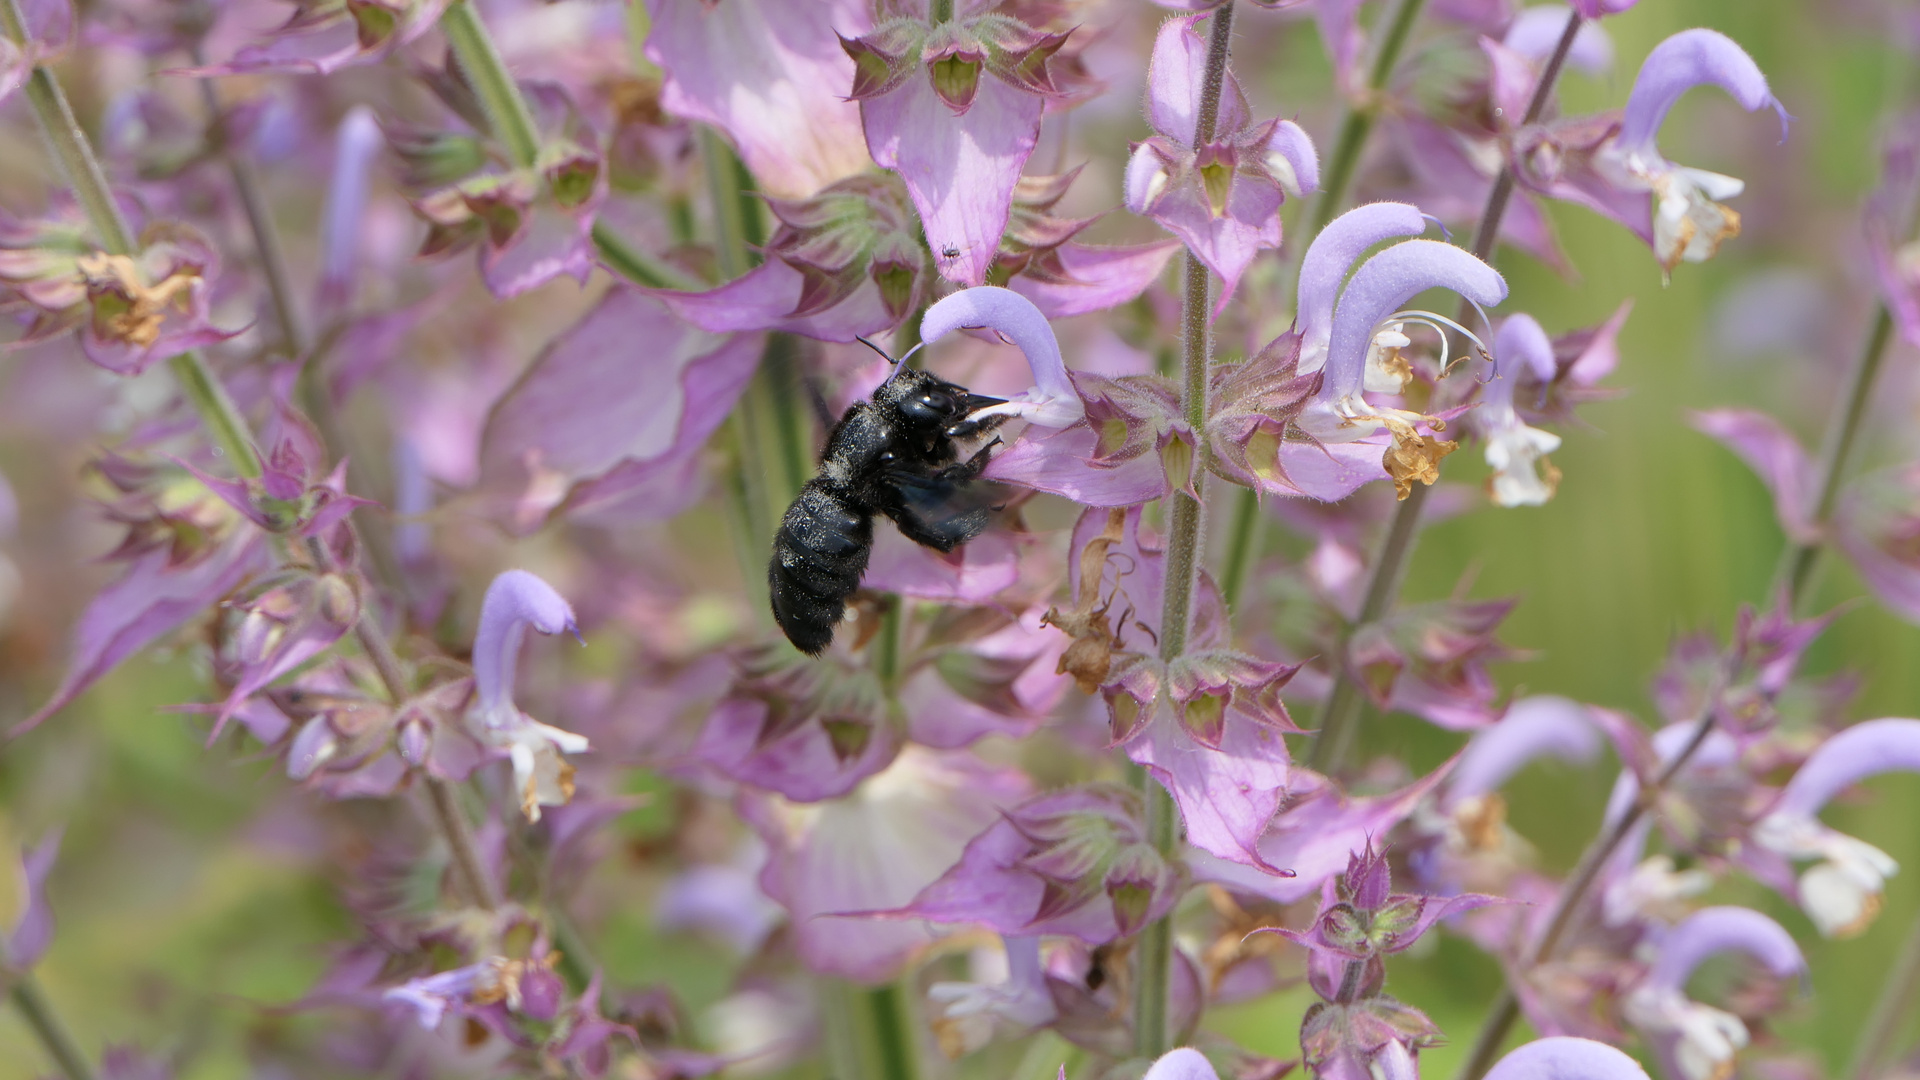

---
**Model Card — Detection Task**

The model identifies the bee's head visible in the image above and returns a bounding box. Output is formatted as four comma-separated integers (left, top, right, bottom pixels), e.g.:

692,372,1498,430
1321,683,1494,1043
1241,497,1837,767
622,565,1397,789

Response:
877,368,972,433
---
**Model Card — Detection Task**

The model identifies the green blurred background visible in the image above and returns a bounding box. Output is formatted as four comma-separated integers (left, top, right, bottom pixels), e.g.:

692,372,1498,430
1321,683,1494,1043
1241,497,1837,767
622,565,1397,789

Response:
2,0,1917,1076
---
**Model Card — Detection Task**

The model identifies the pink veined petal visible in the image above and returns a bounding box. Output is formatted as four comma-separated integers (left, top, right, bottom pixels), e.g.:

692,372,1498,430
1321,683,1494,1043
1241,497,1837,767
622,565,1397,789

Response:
1618,28,1788,154
1689,409,1818,543
657,259,899,343
1485,1038,1652,1080
1148,172,1282,313
985,424,1171,507
481,288,763,529
1146,14,1249,144
642,0,873,199
1011,240,1181,320
1273,436,1391,501
1482,36,1543,126
5,829,62,969
864,75,1044,288
1127,706,1293,871
479,204,597,300
15,529,267,735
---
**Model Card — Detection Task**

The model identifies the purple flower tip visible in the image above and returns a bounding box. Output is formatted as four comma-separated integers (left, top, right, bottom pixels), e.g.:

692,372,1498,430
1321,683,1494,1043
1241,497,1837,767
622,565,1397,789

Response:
920,286,1083,427
1321,239,1508,401
1296,202,1430,373
473,569,577,713
1620,29,1789,153
1769,717,1920,820
1446,695,1603,807
1145,1048,1222,1080
1485,1038,1652,1080
1644,905,1806,993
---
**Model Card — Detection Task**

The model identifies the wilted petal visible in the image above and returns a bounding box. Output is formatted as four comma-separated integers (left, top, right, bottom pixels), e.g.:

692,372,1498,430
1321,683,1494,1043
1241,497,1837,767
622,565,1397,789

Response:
1011,240,1181,319
865,76,1043,287
643,0,873,199
745,748,1028,981
921,286,1083,427
16,530,265,735
1485,1038,1652,1080
482,288,762,531
1618,29,1788,155
1445,695,1603,807
1689,409,1816,542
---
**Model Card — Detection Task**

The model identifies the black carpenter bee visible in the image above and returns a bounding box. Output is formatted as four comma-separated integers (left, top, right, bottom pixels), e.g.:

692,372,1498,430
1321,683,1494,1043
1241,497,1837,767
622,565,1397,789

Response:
769,347,1007,655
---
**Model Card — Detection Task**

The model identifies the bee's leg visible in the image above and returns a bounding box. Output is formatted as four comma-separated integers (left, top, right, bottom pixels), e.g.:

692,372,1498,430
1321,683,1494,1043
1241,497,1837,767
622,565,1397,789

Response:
938,437,1003,482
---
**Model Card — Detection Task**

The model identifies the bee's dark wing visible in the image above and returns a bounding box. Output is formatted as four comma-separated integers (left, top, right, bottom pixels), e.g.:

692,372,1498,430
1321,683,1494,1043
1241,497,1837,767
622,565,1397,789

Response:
878,468,1004,553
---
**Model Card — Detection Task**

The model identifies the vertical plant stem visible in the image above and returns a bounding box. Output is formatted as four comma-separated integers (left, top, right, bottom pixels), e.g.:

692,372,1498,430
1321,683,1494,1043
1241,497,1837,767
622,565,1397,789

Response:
1135,4,1235,1061
192,75,308,357
10,976,95,1080
591,221,703,289
823,979,927,1080
1780,306,1894,602
440,0,541,169
425,774,506,911
1306,9,1584,776
1220,0,1433,608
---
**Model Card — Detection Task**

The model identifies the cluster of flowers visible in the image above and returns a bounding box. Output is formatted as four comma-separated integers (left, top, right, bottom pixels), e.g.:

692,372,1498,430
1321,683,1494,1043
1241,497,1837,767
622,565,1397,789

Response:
2,0,1919,1077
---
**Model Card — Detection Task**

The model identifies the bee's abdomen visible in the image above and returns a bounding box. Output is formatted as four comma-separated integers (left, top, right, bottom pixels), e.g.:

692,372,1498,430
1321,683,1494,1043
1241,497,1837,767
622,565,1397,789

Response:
769,483,873,654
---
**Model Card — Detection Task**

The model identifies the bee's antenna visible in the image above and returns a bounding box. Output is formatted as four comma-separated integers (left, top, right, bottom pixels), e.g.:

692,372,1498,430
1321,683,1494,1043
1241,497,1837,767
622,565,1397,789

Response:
854,336,897,364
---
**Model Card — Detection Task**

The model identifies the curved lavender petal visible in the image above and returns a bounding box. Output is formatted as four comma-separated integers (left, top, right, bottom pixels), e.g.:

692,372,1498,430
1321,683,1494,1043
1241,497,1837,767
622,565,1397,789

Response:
1643,906,1805,992
1770,718,1920,819
318,106,383,314
1265,120,1320,198
1446,695,1603,807
1145,1049,1222,1080
1321,240,1508,399
5,830,62,968
1495,314,1558,382
472,569,576,714
1618,29,1788,154
921,286,1083,427
1295,202,1429,372
1486,1038,1652,1080
1504,7,1613,73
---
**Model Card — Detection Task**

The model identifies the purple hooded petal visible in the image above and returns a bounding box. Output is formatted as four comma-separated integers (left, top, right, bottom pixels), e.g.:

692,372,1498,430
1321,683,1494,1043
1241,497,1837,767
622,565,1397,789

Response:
1266,120,1320,197
1294,203,1430,373
1147,15,1250,145
317,107,383,316
1012,241,1181,320
1320,240,1508,400
922,286,1083,427
744,748,1028,981
1643,906,1805,992
5,830,62,968
984,423,1172,506
472,569,576,715
1503,7,1612,72
1127,706,1293,870
1486,1038,1652,1080
482,288,762,530
643,0,873,199
1145,1049,1222,1080
1768,718,1920,819
657,259,899,342
1689,409,1817,542
1618,29,1788,154
865,75,1043,287
1445,695,1604,807
16,530,266,735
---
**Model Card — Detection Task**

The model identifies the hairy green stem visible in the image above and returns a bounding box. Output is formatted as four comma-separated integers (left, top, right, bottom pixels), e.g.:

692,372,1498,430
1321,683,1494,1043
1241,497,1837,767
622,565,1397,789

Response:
440,0,541,169
1221,0,1433,608
9,976,95,1080
824,979,927,1080
1134,5,1235,1061
1307,9,1583,776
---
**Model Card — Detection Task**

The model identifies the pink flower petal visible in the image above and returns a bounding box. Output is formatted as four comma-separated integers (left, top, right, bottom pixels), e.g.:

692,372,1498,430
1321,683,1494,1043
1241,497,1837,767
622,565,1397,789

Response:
1012,240,1181,319
1690,408,1817,542
656,259,898,343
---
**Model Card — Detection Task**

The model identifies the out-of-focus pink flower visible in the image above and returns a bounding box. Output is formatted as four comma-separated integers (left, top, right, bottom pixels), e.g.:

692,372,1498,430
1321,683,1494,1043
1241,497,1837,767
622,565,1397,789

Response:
643,0,873,200
0,0,73,103
1517,29,1788,275
178,0,451,76
1834,463,1920,624
465,570,589,822
317,106,384,320
1750,718,1920,937
1690,409,1817,543
1569,0,1638,18
1867,116,1920,348
1125,13,1318,309
1480,315,1565,506
847,4,1075,286
3,830,61,969
1257,844,1500,963
743,747,1028,981
1622,907,1804,1080
1486,1038,1652,1080
481,288,763,533
1482,6,1614,127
